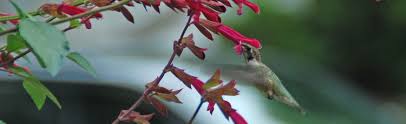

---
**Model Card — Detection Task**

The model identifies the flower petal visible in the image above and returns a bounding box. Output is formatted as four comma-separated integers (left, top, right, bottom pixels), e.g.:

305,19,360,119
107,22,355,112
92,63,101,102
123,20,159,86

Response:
233,43,243,55
244,1,260,14
229,110,248,124
207,101,215,114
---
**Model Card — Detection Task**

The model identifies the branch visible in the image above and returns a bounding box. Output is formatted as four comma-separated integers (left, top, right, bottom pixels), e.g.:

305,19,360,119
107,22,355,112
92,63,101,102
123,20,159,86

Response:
111,13,194,124
0,49,31,67
0,0,131,36
0,12,40,22
0,2,84,22
187,99,204,124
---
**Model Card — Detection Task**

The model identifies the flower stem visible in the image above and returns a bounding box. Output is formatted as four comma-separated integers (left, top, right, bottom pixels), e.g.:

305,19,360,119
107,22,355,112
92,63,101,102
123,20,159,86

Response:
0,2,84,22
0,12,40,22
188,99,205,124
0,49,31,67
111,13,194,124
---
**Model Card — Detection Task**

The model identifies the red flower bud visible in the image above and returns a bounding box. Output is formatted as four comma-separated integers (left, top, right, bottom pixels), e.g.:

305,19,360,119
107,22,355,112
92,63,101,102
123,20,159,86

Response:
40,3,103,29
232,0,260,15
198,19,261,54
186,0,221,22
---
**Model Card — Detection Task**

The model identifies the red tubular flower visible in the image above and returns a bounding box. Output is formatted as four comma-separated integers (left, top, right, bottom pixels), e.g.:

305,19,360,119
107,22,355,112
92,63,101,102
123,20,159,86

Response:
88,0,114,7
207,101,215,113
58,4,103,29
233,0,260,15
217,23,261,48
186,0,221,22
0,53,31,76
0,13,19,25
229,110,248,124
163,0,188,12
232,0,260,15
191,79,205,95
40,3,102,29
198,19,261,54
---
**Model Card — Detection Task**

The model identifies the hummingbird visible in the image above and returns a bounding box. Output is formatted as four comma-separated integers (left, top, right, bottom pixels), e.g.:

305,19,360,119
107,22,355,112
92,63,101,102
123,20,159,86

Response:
239,43,304,113
206,43,305,113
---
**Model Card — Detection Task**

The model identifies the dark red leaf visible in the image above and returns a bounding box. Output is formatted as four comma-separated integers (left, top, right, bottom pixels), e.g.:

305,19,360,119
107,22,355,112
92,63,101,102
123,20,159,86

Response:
181,34,207,60
187,43,207,60
194,22,213,40
174,41,185,56
146,81,171,94
198,19,221,33
147,96,168,116
153,5,160,13
169,65,197,88
119,110,154,124
155,89,183,104
118,7,134,23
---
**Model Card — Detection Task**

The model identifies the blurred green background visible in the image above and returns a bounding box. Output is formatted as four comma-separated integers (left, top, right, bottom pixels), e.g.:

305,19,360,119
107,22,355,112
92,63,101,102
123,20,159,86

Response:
1,0,406,124
218,0,406,124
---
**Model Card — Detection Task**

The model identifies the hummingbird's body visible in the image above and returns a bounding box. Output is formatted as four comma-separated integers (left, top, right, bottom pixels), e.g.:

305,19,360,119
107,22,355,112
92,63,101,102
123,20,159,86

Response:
241,44,304,113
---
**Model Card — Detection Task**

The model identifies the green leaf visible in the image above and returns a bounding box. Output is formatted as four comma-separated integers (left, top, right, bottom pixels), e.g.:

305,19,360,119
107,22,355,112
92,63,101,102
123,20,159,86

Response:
0,120,6,124
23,78,47,110
23,78,62,110
8,66,31,78
8,66,62,109
6,34,27,52
0,25,5,32
9,0,24,18
67,52,96,77
19,19,70,76
8,0,31,20
69,19,81,28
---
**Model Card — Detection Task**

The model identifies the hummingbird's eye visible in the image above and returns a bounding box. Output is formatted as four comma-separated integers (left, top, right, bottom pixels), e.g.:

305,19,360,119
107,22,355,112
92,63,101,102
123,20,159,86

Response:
243,45,251,52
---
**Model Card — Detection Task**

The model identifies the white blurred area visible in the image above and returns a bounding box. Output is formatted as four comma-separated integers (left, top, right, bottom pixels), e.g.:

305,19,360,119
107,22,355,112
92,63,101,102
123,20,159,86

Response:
1,0,314,124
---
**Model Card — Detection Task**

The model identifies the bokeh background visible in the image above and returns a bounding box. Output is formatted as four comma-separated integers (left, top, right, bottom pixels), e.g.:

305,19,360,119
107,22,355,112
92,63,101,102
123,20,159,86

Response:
1,0,406,124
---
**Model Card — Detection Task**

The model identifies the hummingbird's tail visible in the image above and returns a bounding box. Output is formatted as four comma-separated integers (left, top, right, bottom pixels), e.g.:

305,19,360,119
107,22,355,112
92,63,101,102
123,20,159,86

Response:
270,92,306,115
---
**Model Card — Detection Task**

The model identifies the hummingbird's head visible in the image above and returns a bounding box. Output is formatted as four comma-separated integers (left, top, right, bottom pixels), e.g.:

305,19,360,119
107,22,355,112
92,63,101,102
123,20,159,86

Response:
242,43,261,63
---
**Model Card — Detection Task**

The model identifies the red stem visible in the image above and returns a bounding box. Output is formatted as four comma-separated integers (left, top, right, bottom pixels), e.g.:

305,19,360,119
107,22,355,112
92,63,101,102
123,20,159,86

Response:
111,14,193,124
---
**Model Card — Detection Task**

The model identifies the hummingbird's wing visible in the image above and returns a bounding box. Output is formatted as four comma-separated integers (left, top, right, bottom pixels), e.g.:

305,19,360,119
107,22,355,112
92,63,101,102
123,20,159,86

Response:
267,71,305,114
200,64,264,85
